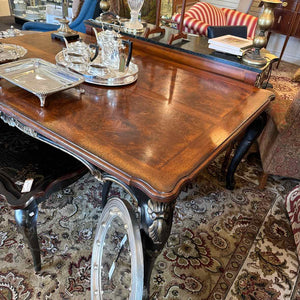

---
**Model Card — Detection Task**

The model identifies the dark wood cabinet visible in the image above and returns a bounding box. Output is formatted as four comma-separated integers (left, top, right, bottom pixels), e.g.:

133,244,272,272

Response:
294,12,300,37
269,0,300,66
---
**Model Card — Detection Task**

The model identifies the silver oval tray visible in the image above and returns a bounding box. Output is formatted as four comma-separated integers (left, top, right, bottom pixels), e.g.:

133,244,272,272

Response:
0,43,27,63
55,50,138,86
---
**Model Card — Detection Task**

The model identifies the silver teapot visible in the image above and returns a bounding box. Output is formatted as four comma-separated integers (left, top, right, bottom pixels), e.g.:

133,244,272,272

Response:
63,37,99,72
92,27,132,72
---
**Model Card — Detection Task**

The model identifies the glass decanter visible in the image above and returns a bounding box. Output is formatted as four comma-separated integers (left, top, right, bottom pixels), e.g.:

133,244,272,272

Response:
124,0,144,32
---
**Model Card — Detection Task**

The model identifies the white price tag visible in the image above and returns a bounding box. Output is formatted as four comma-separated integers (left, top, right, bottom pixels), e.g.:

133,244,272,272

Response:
21,178,34,193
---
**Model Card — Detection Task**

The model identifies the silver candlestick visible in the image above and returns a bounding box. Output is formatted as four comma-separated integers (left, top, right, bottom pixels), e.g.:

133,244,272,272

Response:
51,0,79,41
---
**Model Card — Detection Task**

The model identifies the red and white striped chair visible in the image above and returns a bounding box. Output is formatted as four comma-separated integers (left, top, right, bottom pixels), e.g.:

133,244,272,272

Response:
172,2,258,39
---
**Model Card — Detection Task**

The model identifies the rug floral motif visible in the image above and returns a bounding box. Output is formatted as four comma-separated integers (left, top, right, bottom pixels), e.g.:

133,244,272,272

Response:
149,155,299,299
269,61,300,105
0,63,300,300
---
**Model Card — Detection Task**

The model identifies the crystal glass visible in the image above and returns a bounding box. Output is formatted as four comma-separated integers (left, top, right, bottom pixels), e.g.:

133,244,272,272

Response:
124,0,144,31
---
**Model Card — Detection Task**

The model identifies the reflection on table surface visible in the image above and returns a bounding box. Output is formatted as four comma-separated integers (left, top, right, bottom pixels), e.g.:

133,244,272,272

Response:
85,18,278,74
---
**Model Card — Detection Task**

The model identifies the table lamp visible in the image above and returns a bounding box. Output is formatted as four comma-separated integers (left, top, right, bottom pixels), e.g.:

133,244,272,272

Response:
242,0,281,66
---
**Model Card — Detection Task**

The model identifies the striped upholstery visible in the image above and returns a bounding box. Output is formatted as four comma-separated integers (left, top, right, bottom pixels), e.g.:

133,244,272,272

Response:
173,2,226,35
172,2,258,39
222,8,258,39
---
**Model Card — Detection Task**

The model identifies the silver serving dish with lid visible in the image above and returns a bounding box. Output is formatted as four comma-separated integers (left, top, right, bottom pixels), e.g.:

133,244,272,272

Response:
0,26,23,39
0,43,27,63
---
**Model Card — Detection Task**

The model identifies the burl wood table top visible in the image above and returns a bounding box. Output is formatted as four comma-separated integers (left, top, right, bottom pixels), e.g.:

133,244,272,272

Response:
0,32,273,202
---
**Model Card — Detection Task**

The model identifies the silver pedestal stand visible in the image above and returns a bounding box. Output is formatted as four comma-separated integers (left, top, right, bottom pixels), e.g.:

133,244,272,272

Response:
51,18,80,41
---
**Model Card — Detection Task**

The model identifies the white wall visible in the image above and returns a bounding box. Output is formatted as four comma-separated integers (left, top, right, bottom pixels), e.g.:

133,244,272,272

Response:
266,34,300,65
204,0,239,9
0,0,11,16
237,0,253,13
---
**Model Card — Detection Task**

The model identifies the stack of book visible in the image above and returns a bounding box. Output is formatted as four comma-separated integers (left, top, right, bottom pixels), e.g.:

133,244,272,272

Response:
208,34,253,56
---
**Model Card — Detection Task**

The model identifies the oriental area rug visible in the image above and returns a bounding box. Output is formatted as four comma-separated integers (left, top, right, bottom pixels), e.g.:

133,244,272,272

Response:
0,62,300,300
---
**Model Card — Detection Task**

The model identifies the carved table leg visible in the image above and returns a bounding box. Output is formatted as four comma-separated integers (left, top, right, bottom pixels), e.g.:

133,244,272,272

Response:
14,200,41,272
226,112,267,190
132,188,175,299
100,177,175,299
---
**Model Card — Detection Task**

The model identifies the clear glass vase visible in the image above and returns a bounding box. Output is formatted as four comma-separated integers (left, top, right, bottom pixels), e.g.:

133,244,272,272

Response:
124,0,144,31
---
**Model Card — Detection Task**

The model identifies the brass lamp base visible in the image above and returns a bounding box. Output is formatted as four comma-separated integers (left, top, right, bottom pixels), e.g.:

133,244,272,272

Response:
242,0,281,67
242,49,267,67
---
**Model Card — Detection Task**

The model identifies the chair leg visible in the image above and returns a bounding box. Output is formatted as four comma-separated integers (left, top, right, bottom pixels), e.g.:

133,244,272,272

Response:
259,172,268,190
226,113,267,190
14,200,41,272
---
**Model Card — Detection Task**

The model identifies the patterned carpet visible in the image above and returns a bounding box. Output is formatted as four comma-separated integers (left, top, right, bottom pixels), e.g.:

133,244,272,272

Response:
0,61,299,300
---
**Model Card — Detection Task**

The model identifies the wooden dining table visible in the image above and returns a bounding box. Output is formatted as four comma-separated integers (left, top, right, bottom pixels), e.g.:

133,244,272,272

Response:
0,31,273,298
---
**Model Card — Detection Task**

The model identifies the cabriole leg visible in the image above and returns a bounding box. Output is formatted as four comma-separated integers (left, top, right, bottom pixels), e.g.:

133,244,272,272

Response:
100,177,175,299
132,188,175,299
14,200,41,272
226,112,267,190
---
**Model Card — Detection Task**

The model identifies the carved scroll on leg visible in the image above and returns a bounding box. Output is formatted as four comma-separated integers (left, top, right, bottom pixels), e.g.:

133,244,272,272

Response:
98,181,176,299
147,199,174,245
138,195,175,299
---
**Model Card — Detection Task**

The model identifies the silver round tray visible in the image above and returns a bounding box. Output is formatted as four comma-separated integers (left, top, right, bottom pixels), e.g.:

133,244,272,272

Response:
55,50,138,86
91,197,144,300
0,43,27,63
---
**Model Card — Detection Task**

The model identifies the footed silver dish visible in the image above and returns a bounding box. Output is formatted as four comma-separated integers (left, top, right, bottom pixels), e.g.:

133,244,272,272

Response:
0,58,85,107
